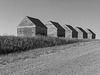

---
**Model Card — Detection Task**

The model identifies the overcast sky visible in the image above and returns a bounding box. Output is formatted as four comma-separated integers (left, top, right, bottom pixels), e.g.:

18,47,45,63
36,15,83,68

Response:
0,0,100,38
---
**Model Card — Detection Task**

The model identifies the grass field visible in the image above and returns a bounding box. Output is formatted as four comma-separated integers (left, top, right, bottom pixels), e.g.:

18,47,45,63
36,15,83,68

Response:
0,35,91,66
0,35,90,55
0,39,99,75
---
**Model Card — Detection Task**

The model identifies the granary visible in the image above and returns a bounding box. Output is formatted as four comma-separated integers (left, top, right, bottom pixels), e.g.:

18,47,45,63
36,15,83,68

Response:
45,21,65,37
75,27,83,39
75,27,88,39
87,29,96,39
17,16,47,37
63,24,78,38
85,28,92,39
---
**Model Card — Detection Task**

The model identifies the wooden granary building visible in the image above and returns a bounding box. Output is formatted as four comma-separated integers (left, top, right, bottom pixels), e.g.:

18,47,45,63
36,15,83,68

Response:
63,24,78,38
17,16,47,37
85,28,92,39
17,16,96,39
75,27,88,39
87,29,96,39
75,27,83,39
45,21,65,37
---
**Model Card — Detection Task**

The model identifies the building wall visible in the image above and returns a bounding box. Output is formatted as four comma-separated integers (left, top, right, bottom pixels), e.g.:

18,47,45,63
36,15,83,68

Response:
45,24,57,37
17,27,36,37
65,25,78,38
87,33,92,39
87,29,96,39
83,33,88,39
36,26,47,36
77,32,83,39
19,17,33,26
71,30,78,38
92,35,96,39
48,28,57,37
65,30,72,38
56,25,65,37
63,25,72,38
75,27,83,39
72,31,78,38
17,16,36,37
57,29,65,37
85,29,92,39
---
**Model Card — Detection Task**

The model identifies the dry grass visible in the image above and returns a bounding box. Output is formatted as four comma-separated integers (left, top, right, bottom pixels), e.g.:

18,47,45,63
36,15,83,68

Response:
0,35,89,55
0,40,100,75
0,35,91,66
0,40,98,66
0,42,81,65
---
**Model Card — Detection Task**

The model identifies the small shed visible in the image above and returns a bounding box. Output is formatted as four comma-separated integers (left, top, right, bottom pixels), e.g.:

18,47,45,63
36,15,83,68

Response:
85,28,92,39
75,27,88,39
87,29,96,39
63,24,78,38
45,21,65,37
17,16,47,37
75,27,83,39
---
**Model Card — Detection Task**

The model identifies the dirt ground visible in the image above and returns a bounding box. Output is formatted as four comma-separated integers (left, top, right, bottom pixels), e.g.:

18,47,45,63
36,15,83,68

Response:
0,40,100,75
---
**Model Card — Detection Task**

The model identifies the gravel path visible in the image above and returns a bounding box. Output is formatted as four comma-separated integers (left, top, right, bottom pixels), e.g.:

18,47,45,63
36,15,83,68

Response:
0,40,100,75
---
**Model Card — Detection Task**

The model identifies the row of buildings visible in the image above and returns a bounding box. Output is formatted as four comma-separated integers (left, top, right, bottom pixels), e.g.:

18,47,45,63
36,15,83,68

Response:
17,16,96,39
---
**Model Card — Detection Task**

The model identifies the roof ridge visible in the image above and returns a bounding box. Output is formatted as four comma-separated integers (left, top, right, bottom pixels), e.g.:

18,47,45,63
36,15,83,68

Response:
27,16,38,20
23,16,47,28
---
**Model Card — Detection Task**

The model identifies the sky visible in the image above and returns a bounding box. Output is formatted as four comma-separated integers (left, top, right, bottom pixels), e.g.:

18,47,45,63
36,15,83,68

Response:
0,0,100,38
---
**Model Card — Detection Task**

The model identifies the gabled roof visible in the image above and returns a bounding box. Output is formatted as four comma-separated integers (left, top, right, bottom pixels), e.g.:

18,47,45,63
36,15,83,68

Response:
77,27,88,38
77,27,87,34
87,29,96,35
66,25,77,32
27,16,47,28
49,21,65,30
75,27,82,32
85,28,92,34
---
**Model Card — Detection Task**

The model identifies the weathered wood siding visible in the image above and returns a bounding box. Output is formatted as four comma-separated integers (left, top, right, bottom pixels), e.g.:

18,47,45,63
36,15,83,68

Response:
78,33,83,39
57,29,65,37
17,16,36,37
17,27,36,37
46,21,65,37
45,23,57,37
87,33,92,39
75,27,88,39
65,30,72,38
85,29,92,39
36,26,47,36
66,25,78,38
75,27,83,39
87,29,96,39
63,25,72,38
17,16,47,37
92,34,96,39
48,27,57,37
19,17,33,26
